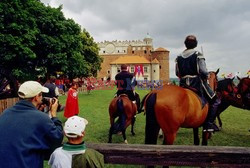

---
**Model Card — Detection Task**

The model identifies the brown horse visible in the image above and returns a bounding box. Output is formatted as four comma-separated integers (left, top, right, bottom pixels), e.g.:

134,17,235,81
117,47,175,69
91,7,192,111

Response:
108,94,137,143
144,71,218,146
237,76,250,109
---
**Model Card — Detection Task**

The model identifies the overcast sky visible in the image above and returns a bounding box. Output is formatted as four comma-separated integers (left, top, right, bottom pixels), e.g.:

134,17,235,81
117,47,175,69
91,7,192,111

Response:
41,0,249,78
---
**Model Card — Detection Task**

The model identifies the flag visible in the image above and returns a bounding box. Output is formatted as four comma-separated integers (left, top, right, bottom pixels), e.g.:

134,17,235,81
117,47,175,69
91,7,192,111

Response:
221,73,225,78
135,65,144,77
247,70,250,75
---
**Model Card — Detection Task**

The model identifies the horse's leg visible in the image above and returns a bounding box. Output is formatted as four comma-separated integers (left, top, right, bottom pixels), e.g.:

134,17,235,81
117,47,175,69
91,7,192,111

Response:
122,129,128,144
201,131,210,145
108,126,113,143
217,114,222,129
131,115,136,136
108,117,115,143
145,93,160,144
193,128,200,145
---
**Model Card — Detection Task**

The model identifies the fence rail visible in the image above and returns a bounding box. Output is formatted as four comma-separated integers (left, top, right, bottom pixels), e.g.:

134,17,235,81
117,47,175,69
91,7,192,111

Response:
0,97,19,114
86,143,250,167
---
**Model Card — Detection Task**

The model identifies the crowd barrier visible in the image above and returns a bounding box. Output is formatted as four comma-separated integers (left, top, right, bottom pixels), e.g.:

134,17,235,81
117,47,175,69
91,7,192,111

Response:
86,143,250,167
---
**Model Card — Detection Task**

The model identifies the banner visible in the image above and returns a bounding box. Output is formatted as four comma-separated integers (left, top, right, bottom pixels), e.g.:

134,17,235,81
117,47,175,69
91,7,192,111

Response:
135,65,144,77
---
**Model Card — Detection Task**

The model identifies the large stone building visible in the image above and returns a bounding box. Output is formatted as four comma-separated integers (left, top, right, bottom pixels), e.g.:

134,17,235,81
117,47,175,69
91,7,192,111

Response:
97,34,170,83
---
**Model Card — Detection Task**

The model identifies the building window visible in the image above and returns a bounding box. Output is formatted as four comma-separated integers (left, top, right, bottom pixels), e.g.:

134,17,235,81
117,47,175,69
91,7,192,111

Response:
131,67,134,73
144,50,147,54
117,68,120,73
160,65,161,69
144,66,148,73
132,51,135,54
118,50,119,53
103,51,105,53
154,70,156,73
124,50,126,53
107,70,110,74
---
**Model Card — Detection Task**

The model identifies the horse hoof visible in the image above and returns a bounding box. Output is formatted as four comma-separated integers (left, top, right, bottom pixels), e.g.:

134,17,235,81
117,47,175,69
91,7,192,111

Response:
124,140,128,144
131,132,135,136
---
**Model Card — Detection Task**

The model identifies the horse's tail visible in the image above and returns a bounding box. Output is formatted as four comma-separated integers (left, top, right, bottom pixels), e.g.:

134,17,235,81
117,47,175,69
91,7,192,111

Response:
117,98,124,115
113,98,126,134
138,93,150,113
145,93,160,144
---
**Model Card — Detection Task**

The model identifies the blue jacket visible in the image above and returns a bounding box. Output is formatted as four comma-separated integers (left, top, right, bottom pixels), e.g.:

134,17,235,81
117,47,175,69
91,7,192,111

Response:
0,100,63,168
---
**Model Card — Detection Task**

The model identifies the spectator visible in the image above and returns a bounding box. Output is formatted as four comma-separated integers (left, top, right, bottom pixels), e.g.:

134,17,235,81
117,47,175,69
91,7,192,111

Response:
49,116,104,168
0,81,63,168
43,76,64,112
64,82,79,118
43,76,60,98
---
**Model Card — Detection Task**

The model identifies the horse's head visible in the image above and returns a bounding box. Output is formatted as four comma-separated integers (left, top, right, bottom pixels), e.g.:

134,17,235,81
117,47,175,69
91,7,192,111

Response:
237,76,250,109
217,78,236,94
208,69,219,91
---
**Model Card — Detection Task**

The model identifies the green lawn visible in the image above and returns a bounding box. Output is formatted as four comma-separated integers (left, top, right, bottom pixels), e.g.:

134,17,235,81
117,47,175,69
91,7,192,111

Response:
44,88,250,168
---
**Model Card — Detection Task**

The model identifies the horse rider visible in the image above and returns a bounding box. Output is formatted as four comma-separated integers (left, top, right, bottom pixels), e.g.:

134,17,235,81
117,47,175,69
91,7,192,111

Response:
115,64,140,111
175,35,220,132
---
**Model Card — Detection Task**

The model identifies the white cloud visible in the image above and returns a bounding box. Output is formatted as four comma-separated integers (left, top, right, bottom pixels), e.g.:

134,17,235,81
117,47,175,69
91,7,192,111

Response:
41,0,250,77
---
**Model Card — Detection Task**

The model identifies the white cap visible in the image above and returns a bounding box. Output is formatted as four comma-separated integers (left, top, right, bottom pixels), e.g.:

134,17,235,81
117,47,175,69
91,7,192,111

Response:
64,116,88,138
18,81,49,98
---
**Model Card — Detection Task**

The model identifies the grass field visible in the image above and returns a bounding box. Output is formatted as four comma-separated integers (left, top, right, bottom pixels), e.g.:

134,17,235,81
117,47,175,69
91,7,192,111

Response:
45,88,250,168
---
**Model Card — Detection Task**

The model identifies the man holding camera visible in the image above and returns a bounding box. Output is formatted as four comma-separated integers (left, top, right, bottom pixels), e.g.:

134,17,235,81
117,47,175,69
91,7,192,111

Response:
0,81,64,168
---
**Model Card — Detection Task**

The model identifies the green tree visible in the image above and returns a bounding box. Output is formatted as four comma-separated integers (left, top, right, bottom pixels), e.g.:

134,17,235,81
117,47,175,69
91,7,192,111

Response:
0,0,101,82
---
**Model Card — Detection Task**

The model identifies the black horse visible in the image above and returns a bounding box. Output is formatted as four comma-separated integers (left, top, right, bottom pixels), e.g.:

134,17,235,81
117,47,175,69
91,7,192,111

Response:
215,77,249,129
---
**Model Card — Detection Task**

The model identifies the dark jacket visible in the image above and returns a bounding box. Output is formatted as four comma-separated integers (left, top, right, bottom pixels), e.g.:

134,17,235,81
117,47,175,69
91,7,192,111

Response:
176,50,215,99
43,82,57,98
0,100,63,168
115,71,136,101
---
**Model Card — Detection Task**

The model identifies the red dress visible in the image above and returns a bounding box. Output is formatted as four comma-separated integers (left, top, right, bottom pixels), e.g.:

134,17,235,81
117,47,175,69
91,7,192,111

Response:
64,88,79,118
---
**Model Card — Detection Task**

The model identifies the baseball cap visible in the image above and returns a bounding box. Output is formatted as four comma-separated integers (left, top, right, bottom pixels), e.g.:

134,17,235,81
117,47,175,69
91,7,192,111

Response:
18,81,49,98
64,116,88,138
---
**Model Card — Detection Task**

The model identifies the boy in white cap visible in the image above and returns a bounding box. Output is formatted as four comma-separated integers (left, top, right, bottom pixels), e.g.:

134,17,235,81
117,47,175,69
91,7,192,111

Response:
0,81,63,168
49,116,104,168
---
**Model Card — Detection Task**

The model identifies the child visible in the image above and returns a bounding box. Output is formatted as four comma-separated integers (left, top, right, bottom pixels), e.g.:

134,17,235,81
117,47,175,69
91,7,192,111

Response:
49,116,104,168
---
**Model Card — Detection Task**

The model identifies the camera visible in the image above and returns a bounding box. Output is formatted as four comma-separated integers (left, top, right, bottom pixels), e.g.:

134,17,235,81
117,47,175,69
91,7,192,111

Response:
42,97,56,107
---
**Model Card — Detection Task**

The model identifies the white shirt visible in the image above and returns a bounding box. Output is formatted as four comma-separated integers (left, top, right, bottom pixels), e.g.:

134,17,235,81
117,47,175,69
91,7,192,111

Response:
48,147,85,168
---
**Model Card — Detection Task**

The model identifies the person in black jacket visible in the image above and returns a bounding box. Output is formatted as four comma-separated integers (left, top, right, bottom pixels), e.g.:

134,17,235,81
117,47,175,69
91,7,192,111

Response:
43,76,64,112
115,64,140,110
115,64,136,101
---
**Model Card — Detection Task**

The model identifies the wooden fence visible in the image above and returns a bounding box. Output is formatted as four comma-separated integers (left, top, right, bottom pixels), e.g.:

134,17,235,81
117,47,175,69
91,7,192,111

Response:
0,97,19,114
86,143,250,167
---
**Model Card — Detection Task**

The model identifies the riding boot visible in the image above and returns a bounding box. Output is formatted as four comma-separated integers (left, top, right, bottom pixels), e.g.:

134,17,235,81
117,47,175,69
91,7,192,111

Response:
203,97,221,132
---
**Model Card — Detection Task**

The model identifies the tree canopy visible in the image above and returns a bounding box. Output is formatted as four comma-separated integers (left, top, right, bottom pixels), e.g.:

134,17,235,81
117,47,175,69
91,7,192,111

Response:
0,0,102,82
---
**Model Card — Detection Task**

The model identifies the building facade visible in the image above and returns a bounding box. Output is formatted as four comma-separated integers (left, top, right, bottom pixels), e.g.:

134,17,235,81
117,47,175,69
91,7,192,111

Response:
97,34,170,83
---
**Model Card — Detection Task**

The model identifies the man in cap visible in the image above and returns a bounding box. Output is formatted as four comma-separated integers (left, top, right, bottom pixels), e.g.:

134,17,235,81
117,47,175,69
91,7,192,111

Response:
175,35,220,132
48,116,104,168
0,81,63,168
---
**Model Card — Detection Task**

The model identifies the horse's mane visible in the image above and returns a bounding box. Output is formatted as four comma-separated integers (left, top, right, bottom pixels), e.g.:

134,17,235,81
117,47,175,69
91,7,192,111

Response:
217,78,233,92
